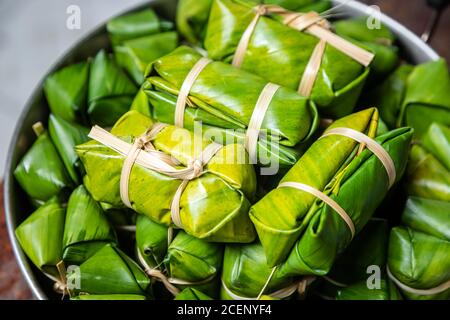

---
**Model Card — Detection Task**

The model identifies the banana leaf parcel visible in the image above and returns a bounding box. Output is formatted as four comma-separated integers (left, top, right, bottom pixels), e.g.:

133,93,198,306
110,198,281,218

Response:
406,123,450,202
333,17,399,80
176,0,331,45
144,45,319,167
221,242,309,300
72,294,147,300
14,123,73,205
335,280,402,300
70,244,152,297
44,61,89,124
204,0,374,118
250,108,413,271
88,50,137,127
175,288,213,300
388,197,450,300
77,110,257,242
136,215,223,298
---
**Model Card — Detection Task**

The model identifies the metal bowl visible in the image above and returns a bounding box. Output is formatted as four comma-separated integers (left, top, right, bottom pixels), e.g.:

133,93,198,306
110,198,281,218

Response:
4,0,439,299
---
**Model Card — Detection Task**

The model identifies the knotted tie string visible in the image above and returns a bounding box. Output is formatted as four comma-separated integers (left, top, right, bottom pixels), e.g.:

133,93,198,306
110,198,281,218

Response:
45,261,70,299
232,4,374,97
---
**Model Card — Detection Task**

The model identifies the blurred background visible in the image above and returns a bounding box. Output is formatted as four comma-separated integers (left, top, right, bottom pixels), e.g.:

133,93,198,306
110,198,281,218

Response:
0,0,448,299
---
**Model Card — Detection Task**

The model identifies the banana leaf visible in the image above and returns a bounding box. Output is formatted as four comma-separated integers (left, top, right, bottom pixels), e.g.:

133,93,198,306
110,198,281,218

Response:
406,141,450,202
76,110,257,242
250,108,413,269
114,32,178,84
48,114,89,184
176,0,330,45
62,185,117,265
88,50,137,127
70,243,152,296
220,242,297,300
136,215,169,269
175,288,213,300
388,197,450,300
72,294,147,300
14,126,73,204
360,64,414,129
144,45,318,167
106,8,173,46
333,17,398,80
422,122,450,172
15,197,65,279
43,61,89,124
204,0,370,118
398,59,450,139
130,86,152,117
335,280,402,300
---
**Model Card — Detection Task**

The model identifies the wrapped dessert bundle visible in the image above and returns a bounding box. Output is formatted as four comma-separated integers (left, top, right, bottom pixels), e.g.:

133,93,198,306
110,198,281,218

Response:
203,0,375,117
176,0,331,44
135,215,223,298
76,110,257,242
143,45,319,167
15,186,117,295
175,288,213,300
250,108,413,270
107,9,178,84
387,197,450,300
220,242,314,300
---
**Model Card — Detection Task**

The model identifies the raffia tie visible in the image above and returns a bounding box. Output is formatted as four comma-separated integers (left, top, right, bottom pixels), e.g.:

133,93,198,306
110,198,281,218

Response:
387,266,450,296
245,83,280,162
175,57,212,127
232,4,374,97
45,261,70,299
88,124,223,230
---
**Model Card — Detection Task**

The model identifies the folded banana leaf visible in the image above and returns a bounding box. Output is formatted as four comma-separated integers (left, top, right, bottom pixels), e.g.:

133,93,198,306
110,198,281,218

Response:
15,197,65,279
360,64,414,129
250,108,413,269
175,288,213,300
88,50,137,127
144,45,318,167
334,17,398,80
43,61,89,124
72,294,147,300
397,59,450,138
63,185,117,265
406,123,450,202
114,32,178,84
335,280,402,300
388,197,450,300
204,0,370,117
136,215,222,297
70,244,152,296
106,8,173,46
14,125,73,205
48,114,89,184
220,242,297,300
77,110,256,242
176,0,330,45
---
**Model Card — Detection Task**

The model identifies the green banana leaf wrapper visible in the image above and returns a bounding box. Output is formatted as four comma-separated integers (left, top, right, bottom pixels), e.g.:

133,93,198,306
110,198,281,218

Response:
136,215,223,297
49,114,89,184
176,0,330,45
72,294,147,300
220,242,297,300
175,288,213,300
398,59,450,139
333,17,399,80
88,50,137,127
63,185,117,265
250,108,413,270
15,197,65,279
388,197,450,300
335,280,402,300
14,127,73,205
77,110,257,242
70,244,152,296
406,123,450,201
204,0,370,118
44,61,89,124
106,9,173,46
144,45,319,167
